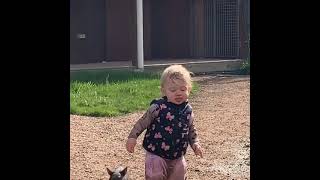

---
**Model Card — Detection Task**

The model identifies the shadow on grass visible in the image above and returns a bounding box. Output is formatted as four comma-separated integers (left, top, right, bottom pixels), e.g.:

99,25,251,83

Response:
70,69,161,85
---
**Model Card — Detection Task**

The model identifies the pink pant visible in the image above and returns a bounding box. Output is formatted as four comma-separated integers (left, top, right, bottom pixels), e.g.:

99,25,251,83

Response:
145,151,187,180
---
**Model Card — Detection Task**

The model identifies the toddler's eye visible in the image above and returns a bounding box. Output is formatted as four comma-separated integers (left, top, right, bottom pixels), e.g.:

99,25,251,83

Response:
180,87,187,91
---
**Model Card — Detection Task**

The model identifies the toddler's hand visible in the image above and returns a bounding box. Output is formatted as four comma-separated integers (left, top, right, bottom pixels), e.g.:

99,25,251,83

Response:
192,143,203,158
126,138,137,153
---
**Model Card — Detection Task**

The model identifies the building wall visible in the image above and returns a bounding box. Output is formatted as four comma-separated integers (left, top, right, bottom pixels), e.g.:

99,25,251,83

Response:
70,0,106,64
70,0,248,64
105,0,136,61
150,0,191,59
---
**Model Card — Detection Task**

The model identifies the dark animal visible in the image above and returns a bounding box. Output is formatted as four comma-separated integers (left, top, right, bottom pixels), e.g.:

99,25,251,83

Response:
106,166,128,180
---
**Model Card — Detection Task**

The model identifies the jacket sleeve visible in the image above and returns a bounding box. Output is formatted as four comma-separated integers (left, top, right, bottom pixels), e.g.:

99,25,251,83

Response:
128,103,160,139
188,112,199,146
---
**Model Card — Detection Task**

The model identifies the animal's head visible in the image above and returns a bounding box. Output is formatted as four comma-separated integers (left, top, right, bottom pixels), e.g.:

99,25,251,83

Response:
107,166,128,180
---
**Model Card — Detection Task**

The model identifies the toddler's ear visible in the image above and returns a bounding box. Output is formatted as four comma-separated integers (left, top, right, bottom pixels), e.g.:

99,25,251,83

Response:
161,87,166,96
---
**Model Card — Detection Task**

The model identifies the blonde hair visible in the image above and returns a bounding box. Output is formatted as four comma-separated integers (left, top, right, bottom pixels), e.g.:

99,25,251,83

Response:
160,65,192,94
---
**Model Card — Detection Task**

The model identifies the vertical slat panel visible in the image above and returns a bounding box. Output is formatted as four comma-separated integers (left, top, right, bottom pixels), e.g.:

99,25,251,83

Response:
202,0,240,58
209,0,211,56
213,0,216,56
204,0,208,56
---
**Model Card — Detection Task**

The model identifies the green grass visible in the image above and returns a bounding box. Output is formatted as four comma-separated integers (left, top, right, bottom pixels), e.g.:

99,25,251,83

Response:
70,70,199,117
71,69,161,84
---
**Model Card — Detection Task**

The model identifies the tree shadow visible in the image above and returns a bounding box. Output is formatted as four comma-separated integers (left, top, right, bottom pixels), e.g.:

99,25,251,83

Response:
70,69,161,85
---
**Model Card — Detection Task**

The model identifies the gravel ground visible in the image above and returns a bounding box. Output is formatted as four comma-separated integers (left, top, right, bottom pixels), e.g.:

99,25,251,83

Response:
70,74,250,180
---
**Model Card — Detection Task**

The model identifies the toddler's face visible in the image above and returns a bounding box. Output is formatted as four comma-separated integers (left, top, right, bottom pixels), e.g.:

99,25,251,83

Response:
162,78,190,105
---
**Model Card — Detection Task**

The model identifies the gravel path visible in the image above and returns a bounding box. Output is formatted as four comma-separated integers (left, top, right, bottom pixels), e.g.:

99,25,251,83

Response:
70,74,250,180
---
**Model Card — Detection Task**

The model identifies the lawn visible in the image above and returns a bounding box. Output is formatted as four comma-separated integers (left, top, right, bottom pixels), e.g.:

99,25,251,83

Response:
70,69,198,117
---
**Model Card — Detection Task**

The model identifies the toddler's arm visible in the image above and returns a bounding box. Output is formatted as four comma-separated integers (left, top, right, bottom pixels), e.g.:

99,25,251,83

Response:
188,112,203,158
126,104,159,153
188,112,199,145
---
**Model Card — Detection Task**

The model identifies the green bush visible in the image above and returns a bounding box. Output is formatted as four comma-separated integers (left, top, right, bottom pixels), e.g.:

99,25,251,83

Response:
240,34,250,75
240,58,250,75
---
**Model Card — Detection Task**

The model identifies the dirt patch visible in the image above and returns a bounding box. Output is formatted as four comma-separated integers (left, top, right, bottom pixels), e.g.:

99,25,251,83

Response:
70,74,250,180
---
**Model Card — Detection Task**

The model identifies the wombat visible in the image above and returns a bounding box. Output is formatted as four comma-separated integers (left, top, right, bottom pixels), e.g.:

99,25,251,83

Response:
106,166,128,180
